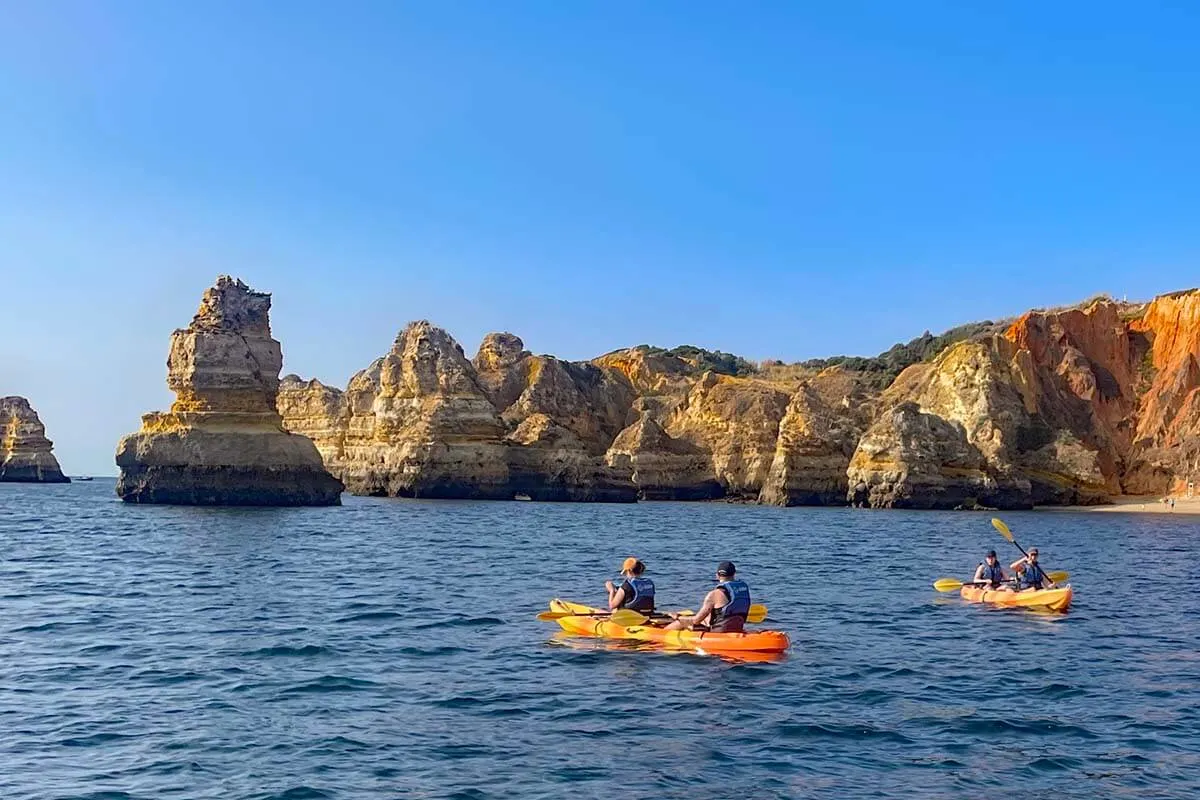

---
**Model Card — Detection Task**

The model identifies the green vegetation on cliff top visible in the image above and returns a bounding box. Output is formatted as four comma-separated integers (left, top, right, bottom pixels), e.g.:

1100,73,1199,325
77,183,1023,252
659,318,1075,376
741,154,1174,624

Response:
799,320,1002,388
630,321,998,387
626,292,1145,387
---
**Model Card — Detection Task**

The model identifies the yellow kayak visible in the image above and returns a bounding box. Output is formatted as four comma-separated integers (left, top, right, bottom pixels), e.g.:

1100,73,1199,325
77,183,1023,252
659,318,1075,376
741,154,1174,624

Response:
960,584,1073,612
548,599,790,653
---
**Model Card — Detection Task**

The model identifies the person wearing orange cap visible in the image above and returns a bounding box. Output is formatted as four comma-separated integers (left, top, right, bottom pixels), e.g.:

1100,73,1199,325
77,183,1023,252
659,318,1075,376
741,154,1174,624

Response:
605,557,656,615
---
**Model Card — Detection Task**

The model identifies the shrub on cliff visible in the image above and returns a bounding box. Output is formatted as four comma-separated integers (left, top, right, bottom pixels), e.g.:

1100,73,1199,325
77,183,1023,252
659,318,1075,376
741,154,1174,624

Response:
637,344,759,377
800,320,999,389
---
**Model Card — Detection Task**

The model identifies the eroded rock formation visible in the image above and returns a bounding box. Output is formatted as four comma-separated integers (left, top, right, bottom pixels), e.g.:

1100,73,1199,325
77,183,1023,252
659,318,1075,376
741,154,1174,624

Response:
760,369,868,506
277,326,637,501
277,287,1200,508
0,397,69,483
115,276,343,505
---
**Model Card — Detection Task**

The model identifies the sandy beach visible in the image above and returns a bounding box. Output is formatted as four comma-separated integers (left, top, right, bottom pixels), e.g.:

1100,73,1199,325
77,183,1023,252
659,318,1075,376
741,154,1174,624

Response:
1052,495,1200,515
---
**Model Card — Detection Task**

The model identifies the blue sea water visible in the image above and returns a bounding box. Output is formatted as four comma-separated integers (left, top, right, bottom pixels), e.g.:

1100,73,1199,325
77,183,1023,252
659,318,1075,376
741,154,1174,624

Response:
2,480,1199,799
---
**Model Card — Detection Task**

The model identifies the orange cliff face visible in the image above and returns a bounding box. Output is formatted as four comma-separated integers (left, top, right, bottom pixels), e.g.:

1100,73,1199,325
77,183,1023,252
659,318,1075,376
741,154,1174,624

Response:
999,291,1200,496
1003,301,1145,455
1126,290,1200,492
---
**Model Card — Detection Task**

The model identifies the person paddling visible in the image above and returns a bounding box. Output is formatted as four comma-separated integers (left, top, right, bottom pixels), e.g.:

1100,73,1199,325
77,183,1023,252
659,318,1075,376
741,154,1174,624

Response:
664,561,751,632
605,557,655,616
973,549,1010,589
1011,547,1056,590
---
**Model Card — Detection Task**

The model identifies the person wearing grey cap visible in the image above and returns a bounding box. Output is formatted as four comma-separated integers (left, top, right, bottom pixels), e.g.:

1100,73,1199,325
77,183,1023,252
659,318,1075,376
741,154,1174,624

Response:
663,561,752,633
1011,548,1056,590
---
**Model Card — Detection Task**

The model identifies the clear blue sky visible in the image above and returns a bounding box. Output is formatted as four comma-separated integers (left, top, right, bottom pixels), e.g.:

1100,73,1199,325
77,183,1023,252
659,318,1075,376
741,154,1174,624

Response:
2,1,1198,475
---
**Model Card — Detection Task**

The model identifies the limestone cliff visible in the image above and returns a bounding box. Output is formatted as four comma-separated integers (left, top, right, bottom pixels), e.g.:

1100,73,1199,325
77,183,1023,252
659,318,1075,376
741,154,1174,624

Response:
662,373,791,498
330,321,515,498
273,286,1200,508
847,402,1010,509
280,324,636,501
0,397,69,483
606,404,722,500
115,276,343,505
759,369,868,506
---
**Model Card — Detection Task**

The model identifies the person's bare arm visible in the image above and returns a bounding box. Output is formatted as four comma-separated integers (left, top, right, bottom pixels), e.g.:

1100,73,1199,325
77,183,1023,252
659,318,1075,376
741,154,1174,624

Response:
607,585,627,610
687,589,721,629
972,564,987,582
1010,557,1027,572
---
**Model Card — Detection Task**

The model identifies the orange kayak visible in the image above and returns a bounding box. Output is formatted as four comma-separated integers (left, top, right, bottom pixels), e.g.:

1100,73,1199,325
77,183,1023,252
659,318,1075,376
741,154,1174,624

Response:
960,584,1073,612
548,599,790,653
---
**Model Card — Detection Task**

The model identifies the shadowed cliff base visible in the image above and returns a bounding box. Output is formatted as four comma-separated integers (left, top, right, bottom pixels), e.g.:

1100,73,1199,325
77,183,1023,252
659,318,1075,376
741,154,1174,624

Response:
117,465,342,506
273,287,1200,510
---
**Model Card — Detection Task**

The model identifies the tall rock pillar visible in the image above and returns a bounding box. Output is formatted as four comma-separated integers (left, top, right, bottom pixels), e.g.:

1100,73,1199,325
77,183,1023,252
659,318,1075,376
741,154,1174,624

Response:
115,276,343,505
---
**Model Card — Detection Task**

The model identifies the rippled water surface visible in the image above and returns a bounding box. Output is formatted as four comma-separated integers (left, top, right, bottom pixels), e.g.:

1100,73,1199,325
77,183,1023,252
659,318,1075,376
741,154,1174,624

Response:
3,481,1200,799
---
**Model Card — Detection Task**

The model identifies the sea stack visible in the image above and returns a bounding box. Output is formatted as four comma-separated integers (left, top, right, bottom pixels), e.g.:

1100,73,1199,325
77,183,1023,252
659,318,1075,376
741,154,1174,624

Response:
0,397,69,483
115,276,343,505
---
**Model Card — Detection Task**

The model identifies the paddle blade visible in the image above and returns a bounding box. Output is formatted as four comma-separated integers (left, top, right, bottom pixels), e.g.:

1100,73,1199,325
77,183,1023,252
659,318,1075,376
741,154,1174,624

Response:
933,577,964,592
1048,570,1069,582
991,517,1015,542
609,608,649,627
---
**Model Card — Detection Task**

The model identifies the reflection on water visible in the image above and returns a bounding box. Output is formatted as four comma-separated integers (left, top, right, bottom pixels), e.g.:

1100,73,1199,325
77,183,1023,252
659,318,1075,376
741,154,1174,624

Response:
547,630,788,664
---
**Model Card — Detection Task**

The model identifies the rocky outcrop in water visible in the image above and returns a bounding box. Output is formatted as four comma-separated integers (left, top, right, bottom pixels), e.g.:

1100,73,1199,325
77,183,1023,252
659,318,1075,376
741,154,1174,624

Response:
115,276,343,506
0,397,69,483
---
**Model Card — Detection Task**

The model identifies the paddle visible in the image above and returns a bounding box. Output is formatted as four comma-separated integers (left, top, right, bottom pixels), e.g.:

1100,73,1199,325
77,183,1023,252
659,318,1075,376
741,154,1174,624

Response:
536,608,649,625
992,518,1058,587
675,603,769,623
933,572,1068,593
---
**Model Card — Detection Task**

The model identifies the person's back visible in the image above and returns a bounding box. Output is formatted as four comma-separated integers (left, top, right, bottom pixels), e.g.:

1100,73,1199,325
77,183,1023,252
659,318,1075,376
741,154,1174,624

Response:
605,557,655,614
710,568,752,632
663,560,751,632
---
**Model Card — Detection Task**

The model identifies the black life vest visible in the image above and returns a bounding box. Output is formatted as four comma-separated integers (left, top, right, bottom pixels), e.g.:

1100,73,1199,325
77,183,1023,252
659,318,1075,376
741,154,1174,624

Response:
616,576,655,613
710,579,751,631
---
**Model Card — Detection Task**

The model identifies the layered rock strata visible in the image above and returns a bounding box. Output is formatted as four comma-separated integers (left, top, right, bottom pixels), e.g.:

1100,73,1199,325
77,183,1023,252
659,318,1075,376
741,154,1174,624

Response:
759,370,868,506
115,276,343,505
277,325,636,501
277,287,1200,509
0,397,69,482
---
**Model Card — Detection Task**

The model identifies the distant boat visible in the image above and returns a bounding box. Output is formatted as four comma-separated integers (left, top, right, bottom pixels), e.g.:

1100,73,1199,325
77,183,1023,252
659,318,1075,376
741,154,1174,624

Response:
76,476,94,482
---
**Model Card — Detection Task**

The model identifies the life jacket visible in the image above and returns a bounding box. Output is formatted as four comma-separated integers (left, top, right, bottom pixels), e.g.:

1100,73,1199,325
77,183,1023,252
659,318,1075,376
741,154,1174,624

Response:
1018,562,1044,590
616,576,655,613
979,561,1004,587
710,579,751,632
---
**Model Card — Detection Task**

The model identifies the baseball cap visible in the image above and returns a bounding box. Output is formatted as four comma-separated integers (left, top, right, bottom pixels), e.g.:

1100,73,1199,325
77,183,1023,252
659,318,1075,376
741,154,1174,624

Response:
621,557,643,573
986,550,996,558
716,561,736,577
